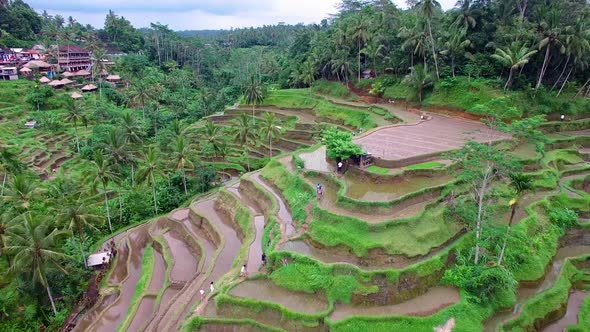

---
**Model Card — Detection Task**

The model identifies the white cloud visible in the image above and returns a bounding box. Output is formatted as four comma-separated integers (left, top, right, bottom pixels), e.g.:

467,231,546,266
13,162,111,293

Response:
30,0,458,30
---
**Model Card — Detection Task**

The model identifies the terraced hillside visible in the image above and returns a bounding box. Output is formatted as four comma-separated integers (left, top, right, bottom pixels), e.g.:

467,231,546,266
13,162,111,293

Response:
0,81,79,177
67,100,590,332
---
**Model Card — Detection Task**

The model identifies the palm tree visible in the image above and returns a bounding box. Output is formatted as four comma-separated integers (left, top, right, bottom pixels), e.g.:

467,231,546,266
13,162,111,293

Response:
91,48,107,99
331,49,353,86
0,146,24,196
399,24,428,67
441,30,472,77
402,64,434,104
417,0,441,79
103,128,133,219
231,113,256,146
204,121,223,158
0,213,16,264
87,150,119,233
172,137,193,195
136,147,163,215
259,113,282,158
243,76,265,126
497,173,532,266
350,16,370,81
535,6,563,90
361,42,385,76
1,175,41,212
491,42,537,91
300,60,316,89
554,17,590,96
63,98,87,153
120,112,143,186
453,0,478,31
128,81,153,120
52,188,100,267
6,212,71,316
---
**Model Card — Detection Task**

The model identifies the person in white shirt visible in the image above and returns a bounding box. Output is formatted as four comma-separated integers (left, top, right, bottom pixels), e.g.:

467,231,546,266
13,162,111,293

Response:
240,264,246,277
210,282,214,293
199,289,205,300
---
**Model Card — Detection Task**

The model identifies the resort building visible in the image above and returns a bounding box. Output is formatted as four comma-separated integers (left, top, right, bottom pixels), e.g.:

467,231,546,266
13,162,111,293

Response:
58,45,91,72
0,66,18,80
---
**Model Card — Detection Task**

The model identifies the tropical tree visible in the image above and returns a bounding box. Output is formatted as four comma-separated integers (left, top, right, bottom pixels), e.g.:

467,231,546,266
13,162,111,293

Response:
91,47,107,99
1,175,41,212
361,41,385,76
52,188,100,267
300,60,316,89
491,42,537,90
399,23,428,67
441,30,472,77
0,213,16,264
128,81,153,120
136,146,164,214
203,120,223,157
497,173,533,266
453,0,478,31
6,213,71,315
417,0,441,79
171,136,193,195
0,146,25,196
554,16,590,96
120,112,143,185
402,64,434,103
350,15,370,80
231,113,256,146
243,76,265,126
258,113,282,158
63,98,87,153
87,150,119,233
330,48,353,86
535,6,563,90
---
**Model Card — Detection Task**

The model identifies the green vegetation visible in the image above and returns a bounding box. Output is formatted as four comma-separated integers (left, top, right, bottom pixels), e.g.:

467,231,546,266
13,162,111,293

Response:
367,165,389,174
405,161,446,170
312,80,360,100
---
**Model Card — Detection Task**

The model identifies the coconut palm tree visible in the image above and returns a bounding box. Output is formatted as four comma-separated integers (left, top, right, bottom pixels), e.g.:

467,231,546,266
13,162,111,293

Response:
259,113,282,158
497,173,532,266
554,17,590,96
51,186,100,267
231,113,256,146
203,120,223,158
441,30,472,77
453,0,478,31
87,150,119,233
300,60,316,89
0,213,16,264
350,16,370,81
128,81,153,121
402,64,434,104
91,47,107,99
535,5,563,90
491,42,537,91
1,175,41,212
63,98,87,153
417,0,441,79
361,42,385,76
243,76,265,126
136,147,163,215
171,136,193,195
6,212,71,316
330,49,353,86
0,146,25,196
399,23,428,67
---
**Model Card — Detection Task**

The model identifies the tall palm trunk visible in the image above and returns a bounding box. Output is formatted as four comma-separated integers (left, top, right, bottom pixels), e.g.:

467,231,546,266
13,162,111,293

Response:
131,164,135,187
118,187,124,222
498,204,517,266
269,137,272,158
182,168,188,195
551,55,570,91
73,121,80,153
536,45,551,90
252,105,256,127
46,285,57,316
152,182,158,215
1,173,6,196
474,162,492,265
358,37,361,81
427,19,440,80
78,228,87,267
504,67,515,91
557,68,573,97
103,184,112,233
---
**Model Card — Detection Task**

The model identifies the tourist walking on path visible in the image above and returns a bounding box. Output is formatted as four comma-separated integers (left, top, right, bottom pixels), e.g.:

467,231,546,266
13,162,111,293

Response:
240,264,247,277
210,282,214,293
337,161,343,173
200,289,205,300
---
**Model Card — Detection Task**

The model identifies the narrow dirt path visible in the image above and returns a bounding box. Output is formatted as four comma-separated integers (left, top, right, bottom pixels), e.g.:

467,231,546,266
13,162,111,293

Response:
249,172,295,243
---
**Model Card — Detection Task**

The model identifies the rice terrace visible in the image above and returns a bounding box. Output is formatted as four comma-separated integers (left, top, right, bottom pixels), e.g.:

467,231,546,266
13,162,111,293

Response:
1,1,590,332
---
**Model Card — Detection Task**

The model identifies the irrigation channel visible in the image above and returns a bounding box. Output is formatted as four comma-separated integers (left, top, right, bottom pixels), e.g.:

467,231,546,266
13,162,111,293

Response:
69,104,590,332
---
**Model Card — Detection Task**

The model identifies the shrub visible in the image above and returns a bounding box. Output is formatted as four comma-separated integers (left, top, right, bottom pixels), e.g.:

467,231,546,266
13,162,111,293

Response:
548,207,578,230
323,127,363,160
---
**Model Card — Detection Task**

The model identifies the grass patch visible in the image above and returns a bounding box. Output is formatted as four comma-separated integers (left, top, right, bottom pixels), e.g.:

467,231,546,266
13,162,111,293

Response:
405,161,446,170
367,165,389,174
312,80,360,100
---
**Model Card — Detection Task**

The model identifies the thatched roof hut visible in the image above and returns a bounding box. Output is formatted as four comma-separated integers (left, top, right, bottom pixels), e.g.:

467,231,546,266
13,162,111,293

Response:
39,76,51,83
48,80,64,88
24,60,51,69
71,92,83,99
19,67,32,73
62,71,75,77
81,84,97,92
60,78,74,85
106,74,121,82
75,69,91,76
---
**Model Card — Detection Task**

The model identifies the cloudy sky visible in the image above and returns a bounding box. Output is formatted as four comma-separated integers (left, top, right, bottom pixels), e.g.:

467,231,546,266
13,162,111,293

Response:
26,0,458,31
